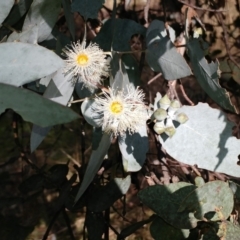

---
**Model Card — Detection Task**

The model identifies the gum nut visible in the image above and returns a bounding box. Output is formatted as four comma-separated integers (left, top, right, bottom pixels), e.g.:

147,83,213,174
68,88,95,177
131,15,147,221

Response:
159,95,171,110
170,99,181,109
153,121,165,134
175,112,188,124
152,108,167,121
164,126,176,137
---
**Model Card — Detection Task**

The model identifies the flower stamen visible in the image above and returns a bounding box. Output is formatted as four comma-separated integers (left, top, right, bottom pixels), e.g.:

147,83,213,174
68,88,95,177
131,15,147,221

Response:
110,101,123,114
62,40,110,90
76,53,89,65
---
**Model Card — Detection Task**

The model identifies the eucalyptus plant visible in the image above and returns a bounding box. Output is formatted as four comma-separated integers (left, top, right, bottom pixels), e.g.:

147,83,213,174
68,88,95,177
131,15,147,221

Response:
0,0,240,239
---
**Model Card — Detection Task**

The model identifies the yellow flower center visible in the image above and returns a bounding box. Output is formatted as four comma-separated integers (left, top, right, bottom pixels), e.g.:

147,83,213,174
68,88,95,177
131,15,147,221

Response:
76,53,89,65
110,101,123,114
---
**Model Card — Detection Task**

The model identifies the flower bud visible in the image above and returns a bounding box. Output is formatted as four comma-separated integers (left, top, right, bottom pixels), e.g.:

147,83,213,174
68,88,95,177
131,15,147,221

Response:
175,112,188,124
152,108,167,121
153,121,165,134
159,95,171,110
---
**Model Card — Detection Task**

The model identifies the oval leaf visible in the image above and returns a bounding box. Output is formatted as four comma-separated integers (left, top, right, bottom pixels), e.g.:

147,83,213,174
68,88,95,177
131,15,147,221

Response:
179,181,234,221
71,0,104,20
150,216,190,240
94,19,146,51
159,103,240,177
138,182,198,229
0,42,64,86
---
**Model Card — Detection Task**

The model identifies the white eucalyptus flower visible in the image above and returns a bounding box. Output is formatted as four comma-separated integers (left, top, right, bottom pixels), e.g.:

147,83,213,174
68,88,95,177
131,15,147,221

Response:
94,85,147,136
62,40,110,90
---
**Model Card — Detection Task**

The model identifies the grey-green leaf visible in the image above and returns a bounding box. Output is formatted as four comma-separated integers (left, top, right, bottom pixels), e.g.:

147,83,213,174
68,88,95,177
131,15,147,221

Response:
0,42,64,86
62,0,75,40
187,38,237,113
3,0,33,26
146,20,191,80
119,215,156,239
22,0,61,42
146,36,192,80
0,83,79,127
7,25,39,43
119,125,148,172
71,0,104,20
81,98,102,128
74,133,111,203
85,211,105,240
122,54,141,87
87,175,131,212
218,221,240,239
159,103,240,177
30,69,75,152
150,216,190,240
0,0,14,25
94,19,146,51
138,182,198,229
179,181,233,221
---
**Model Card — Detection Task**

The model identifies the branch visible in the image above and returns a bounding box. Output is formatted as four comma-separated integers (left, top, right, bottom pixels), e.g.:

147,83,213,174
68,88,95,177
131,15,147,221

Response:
178,0,227,12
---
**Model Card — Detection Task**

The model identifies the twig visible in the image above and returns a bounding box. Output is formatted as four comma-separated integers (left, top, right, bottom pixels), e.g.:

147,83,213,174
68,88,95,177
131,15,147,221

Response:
111,205,132,223
178,0,227,12
191,165,201,176
42,209,62,240
147,73,162,85
60,149,80,167
104,208,110,240
104,220,120,237
62,209,76,240
177,79,194,106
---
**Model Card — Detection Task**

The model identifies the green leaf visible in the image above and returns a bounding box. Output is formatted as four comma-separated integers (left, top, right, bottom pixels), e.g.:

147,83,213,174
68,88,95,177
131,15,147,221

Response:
158,103,240,177
62,0,75,40
122,54,141,87
75,82,94,100
146,20,192,80
74,133,111,203
87,175,131,212
71,0,104,20
22,0,61,42
30,69,75,152
150,216,190,240
94,19,146,51
85,210,105,240
0,0,14,25
119,125,149,172
0,42,64,86
179,181,233,221
3,0,33,26
0,83,79,127
119,215,156,239
138,182,198,229
187,38,237,113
